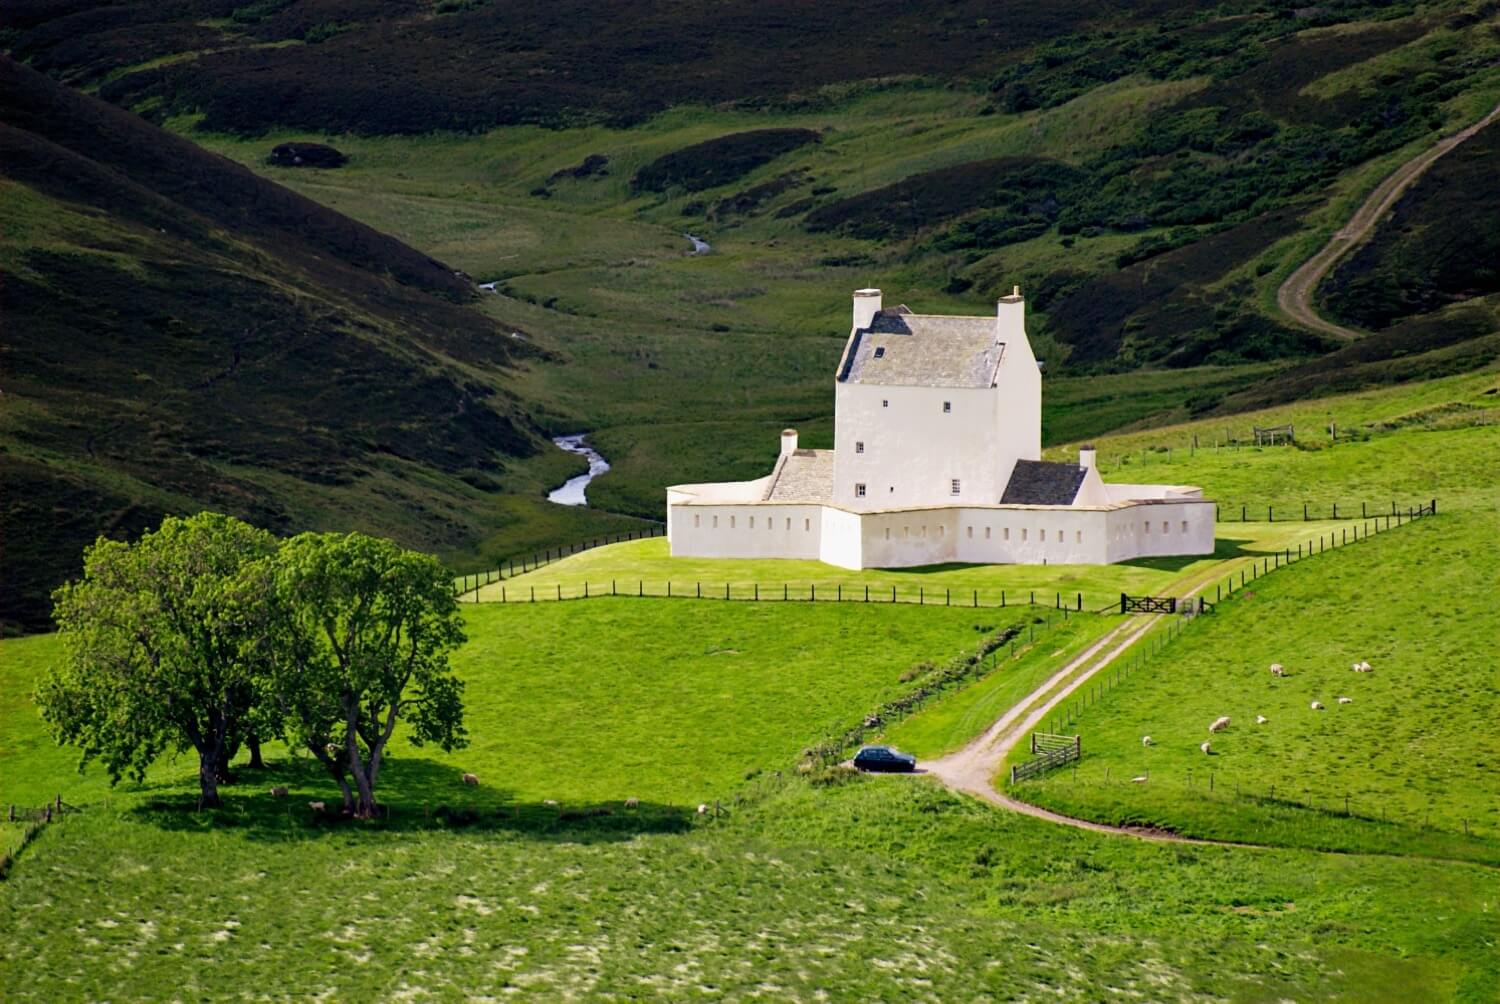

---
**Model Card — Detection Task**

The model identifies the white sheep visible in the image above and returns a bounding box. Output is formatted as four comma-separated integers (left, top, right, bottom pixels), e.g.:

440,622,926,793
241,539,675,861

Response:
697,803,710,815
543,799,559,807
1141,736,1154,746
1255,715,1268,725
1356,661,1373,673
1209,716,1231,733
308,801,325,811
1310,701,1324,710
461,772,479,786
1338,696,1353,705
1131,776,1148,784
269,786,288,797
1200,741,1212,755
624,797,639,810
1270,663,1286,677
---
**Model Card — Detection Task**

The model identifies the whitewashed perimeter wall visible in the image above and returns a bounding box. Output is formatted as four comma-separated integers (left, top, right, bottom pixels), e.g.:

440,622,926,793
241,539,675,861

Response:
667,503,825,560
668,500,1214,569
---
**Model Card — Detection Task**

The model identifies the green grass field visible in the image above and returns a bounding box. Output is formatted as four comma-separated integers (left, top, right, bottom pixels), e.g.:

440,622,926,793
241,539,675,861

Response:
1010,502,1500,859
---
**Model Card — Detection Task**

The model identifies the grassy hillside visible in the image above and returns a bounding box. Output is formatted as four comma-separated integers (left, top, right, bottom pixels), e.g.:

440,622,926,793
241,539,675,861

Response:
0,55,662,631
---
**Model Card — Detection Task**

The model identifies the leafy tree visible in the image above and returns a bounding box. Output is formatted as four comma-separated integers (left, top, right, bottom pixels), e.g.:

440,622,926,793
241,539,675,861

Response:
265,532,467,817
37,513,279,809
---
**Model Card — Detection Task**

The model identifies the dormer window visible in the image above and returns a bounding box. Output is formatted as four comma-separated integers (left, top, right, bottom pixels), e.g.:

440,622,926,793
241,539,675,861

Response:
873,347,886,359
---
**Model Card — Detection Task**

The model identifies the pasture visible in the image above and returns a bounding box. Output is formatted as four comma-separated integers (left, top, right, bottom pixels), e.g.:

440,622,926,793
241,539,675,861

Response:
1010,490,1499,862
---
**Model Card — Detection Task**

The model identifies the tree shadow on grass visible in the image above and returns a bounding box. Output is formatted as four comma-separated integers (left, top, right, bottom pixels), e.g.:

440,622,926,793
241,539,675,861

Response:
123,756,693,844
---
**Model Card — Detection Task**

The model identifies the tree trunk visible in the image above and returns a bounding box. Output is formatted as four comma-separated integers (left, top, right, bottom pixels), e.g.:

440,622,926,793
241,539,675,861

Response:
246,732,265,770
350,764,377,819
197,748,222,809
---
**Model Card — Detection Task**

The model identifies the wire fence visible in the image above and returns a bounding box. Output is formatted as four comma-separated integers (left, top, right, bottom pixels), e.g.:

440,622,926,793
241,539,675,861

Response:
453,525,665,597
1214,498,1436,523
1019,771,1489,844
1,796,77,881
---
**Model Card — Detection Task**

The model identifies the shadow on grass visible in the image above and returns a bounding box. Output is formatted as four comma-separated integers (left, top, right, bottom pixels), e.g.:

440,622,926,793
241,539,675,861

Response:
1119,536,1259,572
124,756,693,844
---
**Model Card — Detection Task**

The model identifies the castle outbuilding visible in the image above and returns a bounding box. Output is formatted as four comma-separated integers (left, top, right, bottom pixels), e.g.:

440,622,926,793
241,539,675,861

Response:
666,288,1214,568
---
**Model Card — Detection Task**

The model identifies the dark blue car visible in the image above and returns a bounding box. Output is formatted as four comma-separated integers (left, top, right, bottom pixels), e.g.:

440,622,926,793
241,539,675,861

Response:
853,745,917,773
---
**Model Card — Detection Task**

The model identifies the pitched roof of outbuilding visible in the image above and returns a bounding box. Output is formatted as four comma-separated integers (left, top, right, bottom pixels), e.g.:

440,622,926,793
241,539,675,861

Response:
1000,460,1087,506
838,309,1003,388
764,449,834,503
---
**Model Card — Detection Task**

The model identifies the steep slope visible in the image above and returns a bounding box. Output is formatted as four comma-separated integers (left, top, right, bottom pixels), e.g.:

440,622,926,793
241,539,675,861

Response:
0,55,550,631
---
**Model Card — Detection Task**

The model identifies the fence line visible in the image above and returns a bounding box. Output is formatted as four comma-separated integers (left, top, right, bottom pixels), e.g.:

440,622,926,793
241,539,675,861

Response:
1011,733,1082,783
453,524,666,598
1213,498,1433,523
1015,772,1487,844
1,796,77,881
1027,499,1437,741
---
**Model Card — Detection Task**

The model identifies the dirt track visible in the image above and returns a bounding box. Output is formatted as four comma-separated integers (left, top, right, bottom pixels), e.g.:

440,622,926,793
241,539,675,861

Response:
923,613,1254,848
1276,100,1500,341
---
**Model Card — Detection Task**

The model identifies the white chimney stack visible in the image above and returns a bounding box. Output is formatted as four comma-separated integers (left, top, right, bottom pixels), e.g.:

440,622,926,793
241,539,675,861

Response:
852,288,882,330
1079,444,1096,470
780,428,799,457
997,285,1024,341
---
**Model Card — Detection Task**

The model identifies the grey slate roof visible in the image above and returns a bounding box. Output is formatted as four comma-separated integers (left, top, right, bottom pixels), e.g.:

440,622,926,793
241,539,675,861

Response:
1000,460,1087,506
765,449,834,503
839,310,1003,388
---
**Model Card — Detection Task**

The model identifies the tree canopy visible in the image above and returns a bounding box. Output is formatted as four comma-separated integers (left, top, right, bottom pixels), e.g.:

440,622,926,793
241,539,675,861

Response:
37,513,279,808
265,531,467,817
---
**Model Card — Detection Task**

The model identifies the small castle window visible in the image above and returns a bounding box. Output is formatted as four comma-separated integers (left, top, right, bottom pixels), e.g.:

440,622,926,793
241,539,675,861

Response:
1162,520,1170,534
1001,527,1008,541
885,528,891,540
1181,520,1189,533
713,516,719,529
785,518,791,530
874,347,886,359
943,401,951,413
938,525,945,537
903,526,910,539
730,516,736,529
694,514,700,528
1022,528,1028,542
1076,530,1082,543
966,526,973,539
855,483,866,497
1056,529,1062,543
986,526,993,540
1143,522,1150,533
855,441,864,454
805,518,811,532
1040,529,1046,542
882,399,889,408
748,516,755,529
950,479,961,495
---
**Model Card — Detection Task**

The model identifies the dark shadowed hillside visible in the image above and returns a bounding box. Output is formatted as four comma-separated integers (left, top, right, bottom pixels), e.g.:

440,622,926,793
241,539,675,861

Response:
0,55,554,632
1321,120,1500,330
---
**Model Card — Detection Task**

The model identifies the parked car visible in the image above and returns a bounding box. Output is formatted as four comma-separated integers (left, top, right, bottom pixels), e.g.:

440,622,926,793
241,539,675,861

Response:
853,745,917,773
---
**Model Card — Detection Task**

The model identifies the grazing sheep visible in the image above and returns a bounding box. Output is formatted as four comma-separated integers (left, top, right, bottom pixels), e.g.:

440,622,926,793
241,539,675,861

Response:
269,786,288,797
1355,660,1373,673
1338,696,1353,705
308,801,325,811
1255,715,1268,725
624,797,639,810
1270,663,1286,677
1310,701,1324,710
1131,776,1148,784
1141,736,1153,746
543,799,559,807
1209,716,1231,733
1200,741,1212,755
462,773,479,786
697,804,711,816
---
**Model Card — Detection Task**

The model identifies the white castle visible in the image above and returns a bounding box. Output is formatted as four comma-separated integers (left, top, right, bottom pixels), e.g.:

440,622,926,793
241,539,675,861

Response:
667,288,1215,569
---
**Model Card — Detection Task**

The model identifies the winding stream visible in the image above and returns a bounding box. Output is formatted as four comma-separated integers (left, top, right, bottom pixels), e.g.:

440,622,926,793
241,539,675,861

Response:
547,434,610,506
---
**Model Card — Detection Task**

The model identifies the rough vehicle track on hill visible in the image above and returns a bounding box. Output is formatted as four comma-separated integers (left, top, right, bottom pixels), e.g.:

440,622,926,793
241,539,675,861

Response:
1277,99,1500,341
